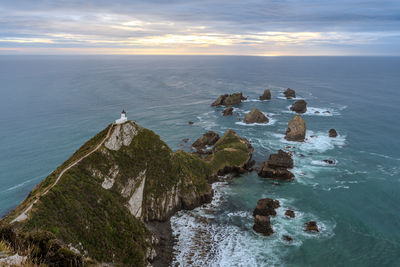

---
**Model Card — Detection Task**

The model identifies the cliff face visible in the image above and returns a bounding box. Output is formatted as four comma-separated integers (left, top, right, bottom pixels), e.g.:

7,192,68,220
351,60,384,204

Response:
0,121,253,266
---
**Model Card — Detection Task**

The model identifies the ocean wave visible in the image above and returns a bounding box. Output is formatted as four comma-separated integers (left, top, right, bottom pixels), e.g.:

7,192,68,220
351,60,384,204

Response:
311,159,338,167
235,117,277,127
284,105,339,116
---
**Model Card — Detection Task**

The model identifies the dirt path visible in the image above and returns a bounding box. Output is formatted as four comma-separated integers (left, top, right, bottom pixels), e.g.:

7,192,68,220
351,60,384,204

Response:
11,124,114,223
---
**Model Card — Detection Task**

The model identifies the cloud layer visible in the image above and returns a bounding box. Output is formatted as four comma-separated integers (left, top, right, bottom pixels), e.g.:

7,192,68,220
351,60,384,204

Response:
1,0,399,55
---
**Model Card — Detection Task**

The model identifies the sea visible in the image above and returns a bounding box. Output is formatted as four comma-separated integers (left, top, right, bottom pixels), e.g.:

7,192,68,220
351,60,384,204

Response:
0,56,399,266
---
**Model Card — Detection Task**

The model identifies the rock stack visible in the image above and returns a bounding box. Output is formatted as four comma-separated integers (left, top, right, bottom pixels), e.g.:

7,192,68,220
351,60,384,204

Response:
284,88,296,99
290,99,307,113
258,150,294,181
252,198,280,236
222,107,233,116
244,108,269,124
285,115,306,142
211,92,247,106
259,89,271,100
329,129,338,137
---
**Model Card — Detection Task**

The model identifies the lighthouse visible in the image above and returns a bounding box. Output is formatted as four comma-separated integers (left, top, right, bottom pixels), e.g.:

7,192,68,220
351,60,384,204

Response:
115,109,128,124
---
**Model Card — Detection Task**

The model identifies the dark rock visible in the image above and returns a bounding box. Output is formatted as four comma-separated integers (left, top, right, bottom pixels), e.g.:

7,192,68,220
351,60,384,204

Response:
285,115,306,142
285,210,295,218
258,150,294,181
244,108,269,124
182,138,189,143
253,198,280,217
192,131,220,150
253,215,274,236
323,110,331,114
222,106,234,116
329,129,338,138
211,92,246,106
322,159,336,165
188,121,194,125
314,111,320,114
290,100,307,113
259,89,271,100
283,235,293,242
305,221,319,232
284,88,296,99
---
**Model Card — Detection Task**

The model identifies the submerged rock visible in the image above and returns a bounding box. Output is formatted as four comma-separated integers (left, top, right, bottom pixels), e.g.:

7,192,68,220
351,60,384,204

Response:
284,88,296,99
305,221,319,232
329,128,338,137
258,150,295,181
192,131,220,150
290,99,307,113
322,159,336,165
222,106,234,116
259,89,271,100
285,115,306,142
283,235,293,242
188,121,194,125
211,92,246,106
244,108,269,124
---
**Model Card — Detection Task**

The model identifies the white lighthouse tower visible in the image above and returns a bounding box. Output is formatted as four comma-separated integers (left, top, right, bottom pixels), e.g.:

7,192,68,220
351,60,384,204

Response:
116,109,128,124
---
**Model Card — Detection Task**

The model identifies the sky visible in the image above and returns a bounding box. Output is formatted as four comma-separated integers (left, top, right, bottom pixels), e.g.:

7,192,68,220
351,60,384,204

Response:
0,0,399,56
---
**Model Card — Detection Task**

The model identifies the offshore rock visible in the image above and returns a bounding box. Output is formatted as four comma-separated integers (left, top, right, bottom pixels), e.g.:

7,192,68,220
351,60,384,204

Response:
290,99,307,113
329,128,338,138
253,215,274,236
285,210,295,218
258,150,294,181
285,115,306,142
222,106,234,116
259,89,271,100
305,221,319,232
244,108,269,124
284,88,296,99
211,92,247,106
253,198,280,217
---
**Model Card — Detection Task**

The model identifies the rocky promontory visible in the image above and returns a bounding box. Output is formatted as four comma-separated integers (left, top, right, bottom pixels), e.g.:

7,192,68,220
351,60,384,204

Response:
0,121,254,266
285,115,306,142
211,92,247,106
244,108,269,124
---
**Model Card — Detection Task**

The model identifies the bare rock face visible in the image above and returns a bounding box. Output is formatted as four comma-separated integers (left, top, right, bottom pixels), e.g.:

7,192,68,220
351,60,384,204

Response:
104,122,139,151
259,89,271,100
222,106,234,116
253,198,280,217
305,221,319,232
244,108,269,124
284,88,296,99
211,92,247,106
192,131,220,150
329,129,338,138
285,115,306,142
258,150,294,181
290,100,307,113
253,215,274,236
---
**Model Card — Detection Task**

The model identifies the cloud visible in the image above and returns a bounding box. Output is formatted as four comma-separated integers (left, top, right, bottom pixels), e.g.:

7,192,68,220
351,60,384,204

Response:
0,0,399,55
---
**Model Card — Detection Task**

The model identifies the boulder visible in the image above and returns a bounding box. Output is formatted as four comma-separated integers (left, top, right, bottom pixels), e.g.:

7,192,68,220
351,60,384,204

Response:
253,198,280,217
322,159,336,165
244,108,269,124
290,100,307,113
222,107,233,116
259,89,271,100
285,210,295,218
188,121,194,125
305,221,319,232
284,88,296,99
211,92,246,106
329,129,338,138
253,215,274,236
258,150,295,181
285,115,306,142
192,131,220,150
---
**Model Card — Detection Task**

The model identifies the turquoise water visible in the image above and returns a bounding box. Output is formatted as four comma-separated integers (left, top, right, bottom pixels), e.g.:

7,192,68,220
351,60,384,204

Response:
0,56,399,266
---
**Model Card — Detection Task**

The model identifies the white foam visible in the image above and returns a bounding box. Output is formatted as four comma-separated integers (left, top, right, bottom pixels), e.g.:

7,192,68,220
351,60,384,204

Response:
311,159,338,167
284,106,339,116
280,131,346,153
243,98,262,102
